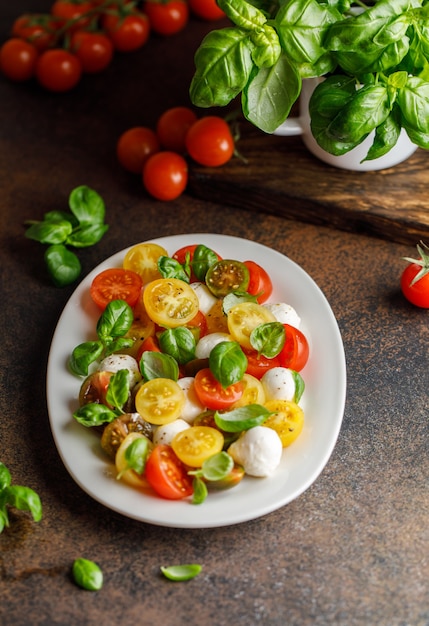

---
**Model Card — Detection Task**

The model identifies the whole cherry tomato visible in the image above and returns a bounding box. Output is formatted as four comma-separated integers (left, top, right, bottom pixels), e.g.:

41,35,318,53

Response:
401,241,429,308
51,1,94,32
143,151,188,201
156,106,198,153
185,116,234,167
102,12,150,52
188,0,226,21
35,48,82,92
0,38,38,81
142,0,189,36
11,14,57,51
117,126,160,174
71,31,114,73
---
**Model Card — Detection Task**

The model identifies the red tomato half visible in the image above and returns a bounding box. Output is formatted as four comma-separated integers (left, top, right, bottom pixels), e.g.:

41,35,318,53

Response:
90,268,143,310
35,48,82,92
279,324,309,371
244,349,281,380
143,0,189,35
194,368,243,410
0,38,38,81
71,31,114,73
145,444,193,499
244,260,273,304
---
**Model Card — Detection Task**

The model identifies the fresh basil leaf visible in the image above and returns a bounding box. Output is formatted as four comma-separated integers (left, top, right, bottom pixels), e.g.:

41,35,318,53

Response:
72,558,103,591
159,327,196,365
140,351,179,381
292,370,305,403
158,256,190,282
192,245,219,282
25,219,73,245
363,113,401,161
191,477,208,505
0,506,8,533
123,437,150,475
209,341,247,387
251,24,281,68
73,403,118,427
69,185,106,226
0,463,12,492
200,451,234,481
222,291,257,315
44,210,79,228
5,485,42,523
66,223,109,248
104,337,135,357
69,341,104,377
44,244,82,287
218,0,267,30
397,75,429,135
96,300,134,341
250,322,285,358
105,369,130,412
160,564,202,581
214,404,271,432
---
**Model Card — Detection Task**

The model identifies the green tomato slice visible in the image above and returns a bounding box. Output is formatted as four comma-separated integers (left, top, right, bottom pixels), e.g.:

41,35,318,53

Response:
205,259,250,297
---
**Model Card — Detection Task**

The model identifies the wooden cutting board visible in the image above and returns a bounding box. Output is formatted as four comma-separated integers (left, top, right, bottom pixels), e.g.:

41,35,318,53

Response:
188,125,429,245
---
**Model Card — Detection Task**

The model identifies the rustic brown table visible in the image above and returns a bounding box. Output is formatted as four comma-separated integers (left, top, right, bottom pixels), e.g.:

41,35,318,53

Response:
1,2,428,625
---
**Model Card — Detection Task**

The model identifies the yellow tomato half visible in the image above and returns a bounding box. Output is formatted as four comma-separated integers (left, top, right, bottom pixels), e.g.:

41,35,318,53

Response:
227,302,276,350
143,278,199,327
123,242,168,284
171,426,224,467
135,378,185,425
263,400,304,447
231,373,266,408
115,432,153,489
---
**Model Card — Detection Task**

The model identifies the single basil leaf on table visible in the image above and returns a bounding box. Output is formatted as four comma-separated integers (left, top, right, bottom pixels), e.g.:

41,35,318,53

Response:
25,219,73,245
160,564,202,581
72,558,103,591
44,244,82,287
69,185,106,226
4,485,42,522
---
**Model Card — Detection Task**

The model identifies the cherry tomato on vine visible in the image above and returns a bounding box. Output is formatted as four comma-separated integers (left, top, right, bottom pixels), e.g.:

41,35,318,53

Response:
102,12,150,52
156,106,198,153
243,260,273,304
11,14,57,51
145,444,193,499
51,1,94,32
279,324,309,371
90,268,143,310
0,38,38,81
400,241,429,308
143,151,188,201
185,116,234,167
188,0,226,21
117,126,160,174
142,0,189,36
194,368,244,410
35,48,82,92
71,31,114,73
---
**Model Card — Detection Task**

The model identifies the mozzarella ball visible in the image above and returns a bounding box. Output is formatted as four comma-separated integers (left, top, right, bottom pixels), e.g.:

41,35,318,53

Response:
195,332,232,359
190,282,218,314
177,377,206,423
98,354,141,387
228,426,282,477
263,303,301,328
261,367,297,402
153,419,190,446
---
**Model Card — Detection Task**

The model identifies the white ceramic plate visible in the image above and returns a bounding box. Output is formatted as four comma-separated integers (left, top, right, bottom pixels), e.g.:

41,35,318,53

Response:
47,234,346,528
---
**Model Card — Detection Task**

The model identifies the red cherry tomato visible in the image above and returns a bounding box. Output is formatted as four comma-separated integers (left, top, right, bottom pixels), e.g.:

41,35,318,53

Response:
279,324,310,372
185,116,234,167
145,444,193,499
400,242,429,308
142,0,189,36
70,31,114,73
90,268,143,310
102,12,150,52
156,106,198,153
51,1,94,31
35,48,82,92
11,14,57,51
244,349,281,379
0,38,38,81
194,368,244,410
186,309,208,339
143,151,188,201
244,260,273,304
188,0,226,20
117,127,160,174
136,335,161,363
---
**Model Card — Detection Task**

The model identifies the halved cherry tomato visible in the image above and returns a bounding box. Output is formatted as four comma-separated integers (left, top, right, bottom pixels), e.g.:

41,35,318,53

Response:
194,368,243,410
156,106,198,153
227,301,276,350
122,307,156,359
115,432,153,488
70,31,114,73
142,0,189,36
171,425,224,467
263,400,304,447
143,151,188,201
279,324,309,372
117,127,160,174
231,373,265,408
143,278,199,327
35,48,82,92
244,349,281,380
102,12,150,52
145,444,193,499
79,370,113,407
123,242,167,284
90,268,143,310
11,15,56,51
244,260,273,304
206,259,250,297
185,116,234,167
185,309,208,339
188,0,226,21
205,299,229,334
0,38,38,81
135,378,185,425
136,335,161,363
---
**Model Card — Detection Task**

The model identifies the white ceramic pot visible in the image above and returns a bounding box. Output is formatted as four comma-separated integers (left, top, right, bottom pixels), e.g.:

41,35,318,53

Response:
273,78,418,171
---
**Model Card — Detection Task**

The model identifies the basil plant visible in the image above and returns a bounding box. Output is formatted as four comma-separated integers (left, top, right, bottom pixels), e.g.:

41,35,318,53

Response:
190,0,429,160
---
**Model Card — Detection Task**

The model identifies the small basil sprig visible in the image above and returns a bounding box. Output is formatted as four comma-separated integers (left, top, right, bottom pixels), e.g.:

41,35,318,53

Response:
70,299,134,376
0,462,42,533
25,185,109,287
250,322,285,358
214,404,272,432
159,327,197,364
73,369,131,427
209,341,248,388
189,451,235,504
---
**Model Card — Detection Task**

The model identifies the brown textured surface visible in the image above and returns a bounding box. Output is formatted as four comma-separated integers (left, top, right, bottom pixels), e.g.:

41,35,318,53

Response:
0,3,428,626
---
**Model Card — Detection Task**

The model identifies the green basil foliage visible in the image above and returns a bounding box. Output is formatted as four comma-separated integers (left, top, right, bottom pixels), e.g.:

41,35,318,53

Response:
190,0,429,159
0,462,42,533
73,369,132,427
189,452,235,504
25,185,109,286
72,558,104,591
70,299,134,377
209,341,248,388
